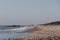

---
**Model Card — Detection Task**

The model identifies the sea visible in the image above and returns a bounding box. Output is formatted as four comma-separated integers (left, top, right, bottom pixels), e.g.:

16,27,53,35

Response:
0,26,33,40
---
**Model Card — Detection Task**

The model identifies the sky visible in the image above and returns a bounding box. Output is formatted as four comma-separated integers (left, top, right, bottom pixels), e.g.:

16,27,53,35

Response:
0,0,60,25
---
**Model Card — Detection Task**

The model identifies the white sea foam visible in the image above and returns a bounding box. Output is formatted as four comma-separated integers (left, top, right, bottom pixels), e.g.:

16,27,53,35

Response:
1,27,33,32
0,26,34,33
1,27,28,32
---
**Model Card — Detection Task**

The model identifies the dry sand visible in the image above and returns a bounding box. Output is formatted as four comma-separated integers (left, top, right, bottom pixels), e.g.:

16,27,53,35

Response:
11,25,60,40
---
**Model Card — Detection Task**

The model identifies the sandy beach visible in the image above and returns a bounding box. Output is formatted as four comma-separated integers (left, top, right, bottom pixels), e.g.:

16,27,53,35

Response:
10,25,60,40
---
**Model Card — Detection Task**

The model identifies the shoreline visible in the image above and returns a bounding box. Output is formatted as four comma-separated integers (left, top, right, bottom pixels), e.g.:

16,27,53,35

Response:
11,25,60,40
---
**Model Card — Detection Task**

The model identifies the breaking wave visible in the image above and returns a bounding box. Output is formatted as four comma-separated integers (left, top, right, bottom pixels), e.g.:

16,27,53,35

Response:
0,27,28,32
0,26,33,32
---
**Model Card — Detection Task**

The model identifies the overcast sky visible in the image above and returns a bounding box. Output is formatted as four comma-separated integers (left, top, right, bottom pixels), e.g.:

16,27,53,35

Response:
0,0,60,25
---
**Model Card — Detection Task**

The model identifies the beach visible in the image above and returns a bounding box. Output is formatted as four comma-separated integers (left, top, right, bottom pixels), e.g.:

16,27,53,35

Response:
12,25,60,40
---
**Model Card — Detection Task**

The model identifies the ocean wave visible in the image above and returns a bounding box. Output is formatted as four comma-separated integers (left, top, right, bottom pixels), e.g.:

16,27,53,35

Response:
0,26,34,33
0,27,28,32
